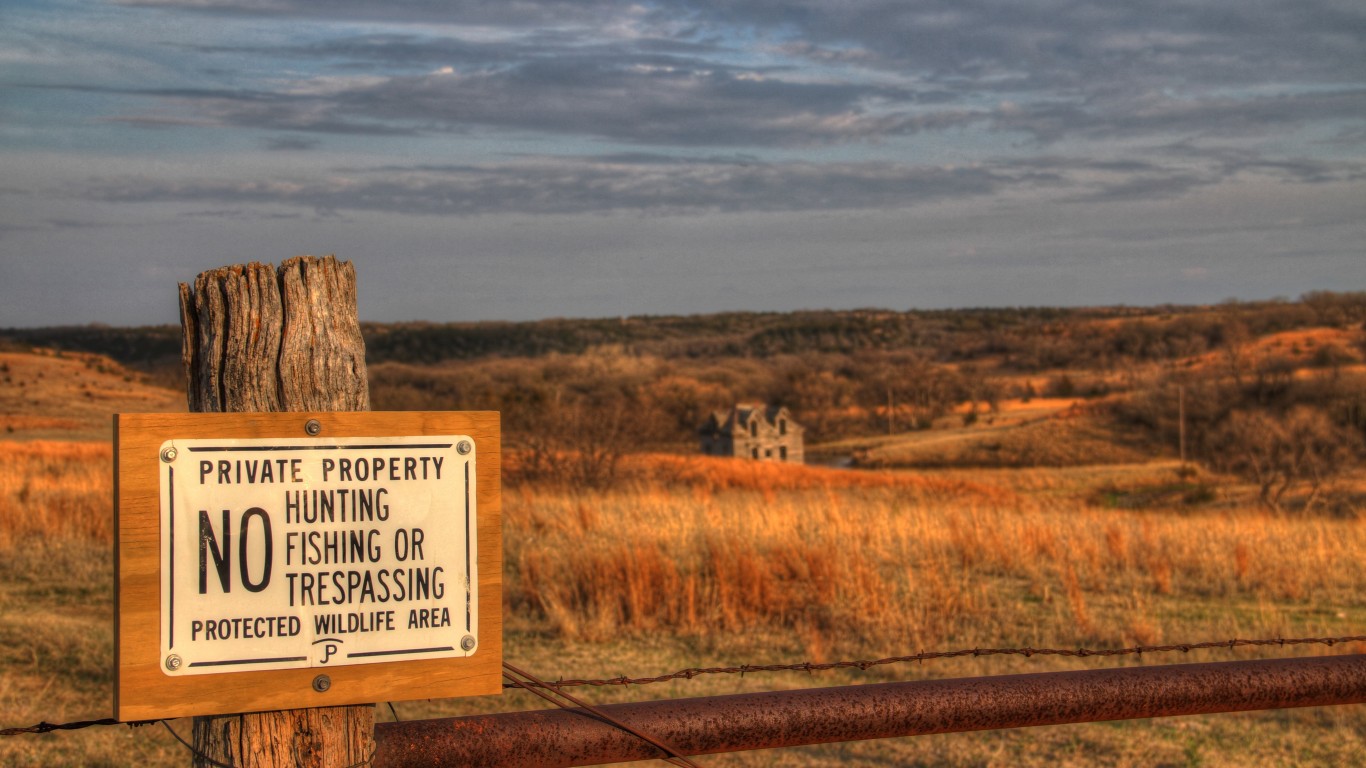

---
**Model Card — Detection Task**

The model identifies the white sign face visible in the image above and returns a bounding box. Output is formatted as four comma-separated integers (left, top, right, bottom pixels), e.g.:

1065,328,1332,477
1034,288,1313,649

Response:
157,436,478,676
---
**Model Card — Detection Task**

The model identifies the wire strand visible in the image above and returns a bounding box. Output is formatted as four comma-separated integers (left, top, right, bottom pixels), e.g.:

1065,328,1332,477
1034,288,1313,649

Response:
503,660,701,768
498,634,1366,690
4,634,1362,739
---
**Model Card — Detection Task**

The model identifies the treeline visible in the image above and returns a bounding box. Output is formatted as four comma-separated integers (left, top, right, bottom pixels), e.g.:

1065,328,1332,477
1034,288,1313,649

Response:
9,292,1363,373
364,305,1191,365
992,292,1366,371
1114,356,1366,511
368,293,1366,368
5,293,1364,500
0,324,182,368
368,348,1007,451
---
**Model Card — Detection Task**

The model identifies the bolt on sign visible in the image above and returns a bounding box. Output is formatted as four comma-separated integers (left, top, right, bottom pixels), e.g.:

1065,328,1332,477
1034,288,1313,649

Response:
114,412,502,721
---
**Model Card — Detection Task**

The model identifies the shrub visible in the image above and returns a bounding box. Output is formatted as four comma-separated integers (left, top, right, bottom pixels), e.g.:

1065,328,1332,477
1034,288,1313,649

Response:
1205,407,1363,511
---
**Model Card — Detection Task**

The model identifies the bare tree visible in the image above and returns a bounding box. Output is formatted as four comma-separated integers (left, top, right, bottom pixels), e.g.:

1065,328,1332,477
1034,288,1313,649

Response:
516,401,629,489
1206,407,1361,511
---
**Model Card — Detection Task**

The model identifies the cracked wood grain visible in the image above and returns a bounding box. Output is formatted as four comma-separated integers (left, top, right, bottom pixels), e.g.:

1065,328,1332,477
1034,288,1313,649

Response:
179,254,374,767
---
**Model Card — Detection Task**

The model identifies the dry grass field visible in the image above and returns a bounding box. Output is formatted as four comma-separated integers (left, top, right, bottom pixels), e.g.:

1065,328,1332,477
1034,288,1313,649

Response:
507,457,1366,652
2,346,1365,766
815,399,1156,470
0,349,183,441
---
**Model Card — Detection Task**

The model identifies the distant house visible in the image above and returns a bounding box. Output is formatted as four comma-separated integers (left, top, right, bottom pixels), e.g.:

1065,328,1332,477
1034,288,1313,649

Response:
699,405,804,463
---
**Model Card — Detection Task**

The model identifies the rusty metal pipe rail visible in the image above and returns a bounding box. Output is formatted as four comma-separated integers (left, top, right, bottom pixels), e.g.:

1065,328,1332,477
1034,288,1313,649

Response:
374,654,1366,767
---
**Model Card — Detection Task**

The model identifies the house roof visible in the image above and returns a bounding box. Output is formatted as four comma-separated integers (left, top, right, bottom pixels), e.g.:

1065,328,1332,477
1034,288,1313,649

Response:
699,404,802,434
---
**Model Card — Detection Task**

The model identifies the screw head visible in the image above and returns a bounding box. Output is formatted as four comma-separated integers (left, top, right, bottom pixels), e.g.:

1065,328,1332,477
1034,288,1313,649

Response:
165,654,183,671
160,447,178,463
305,419,322,436
460,635,477,652
457,440,472,455
312,674,331,693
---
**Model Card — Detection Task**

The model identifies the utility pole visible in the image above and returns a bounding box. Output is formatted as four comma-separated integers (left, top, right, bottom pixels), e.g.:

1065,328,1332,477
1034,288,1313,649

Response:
1178,383,1187,472
887,384,895,435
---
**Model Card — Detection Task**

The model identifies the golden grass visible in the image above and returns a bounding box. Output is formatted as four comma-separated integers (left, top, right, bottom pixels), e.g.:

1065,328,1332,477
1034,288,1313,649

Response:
0,350,184,441
1250,327,1363,361
0,415,85,433
507,456,1366,661
0,441,111,550
848,415,1154,469
4,443,1365,766
618,452,1016,499
3,442,1359,658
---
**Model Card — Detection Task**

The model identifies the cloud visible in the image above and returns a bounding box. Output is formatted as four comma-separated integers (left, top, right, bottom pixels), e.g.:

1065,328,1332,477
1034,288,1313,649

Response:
331,61,932,146
54,83,423,136
990,88,1366,144
64,58,947,146
82,1,1365,155
101,115,216,129
82,143,1359,218
1155,142,1366,185
1056,171,1214,203
83,157,1028,216
1005,145,1366,203
0,216,134,238
179,208,305,219
11,0,1339,163
263,136,321,151
117,0,641,26
185,30,725,72
148,0,1358,103
690,1,1366,91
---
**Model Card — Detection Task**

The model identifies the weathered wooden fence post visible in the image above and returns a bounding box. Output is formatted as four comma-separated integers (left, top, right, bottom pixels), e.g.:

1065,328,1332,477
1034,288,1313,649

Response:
178,255,373,767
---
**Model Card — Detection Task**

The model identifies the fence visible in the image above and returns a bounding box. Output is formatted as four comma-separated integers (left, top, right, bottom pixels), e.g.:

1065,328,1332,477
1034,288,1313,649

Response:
7,635,1366,766
375,652,1366,767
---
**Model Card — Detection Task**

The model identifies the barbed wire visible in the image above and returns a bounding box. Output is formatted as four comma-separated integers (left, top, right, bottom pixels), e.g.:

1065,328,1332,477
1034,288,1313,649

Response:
500,635,1366,689
503,661,701,768
3,634,1363,739
0,717,133,737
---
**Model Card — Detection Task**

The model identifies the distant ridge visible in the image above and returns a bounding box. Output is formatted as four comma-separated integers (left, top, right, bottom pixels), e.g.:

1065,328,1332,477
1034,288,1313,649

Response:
3,292,1362,369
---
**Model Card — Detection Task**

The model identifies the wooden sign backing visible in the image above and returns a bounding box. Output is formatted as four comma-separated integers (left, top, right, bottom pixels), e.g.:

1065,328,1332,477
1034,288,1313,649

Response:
114,411,501,721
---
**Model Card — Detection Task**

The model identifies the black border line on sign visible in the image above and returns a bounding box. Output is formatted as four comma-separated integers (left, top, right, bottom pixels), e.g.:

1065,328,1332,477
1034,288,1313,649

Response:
347,646,455,659
466,459,472,634
186,444,455,452
188,656,309,667
165,437,472,671
168,464,174,650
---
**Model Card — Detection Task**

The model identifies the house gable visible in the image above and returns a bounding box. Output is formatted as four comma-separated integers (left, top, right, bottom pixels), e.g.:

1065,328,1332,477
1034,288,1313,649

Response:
698,404,804,463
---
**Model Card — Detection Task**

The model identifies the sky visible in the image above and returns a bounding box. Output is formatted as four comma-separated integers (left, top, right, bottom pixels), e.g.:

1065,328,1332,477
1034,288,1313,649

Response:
1,0,1363,327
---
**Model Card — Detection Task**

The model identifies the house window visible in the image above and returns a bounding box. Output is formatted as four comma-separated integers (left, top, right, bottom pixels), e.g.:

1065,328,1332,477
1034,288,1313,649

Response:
780,446,788,460
751,447,759,459
779,419,787,435
765,449,773,458
750,420,758,437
